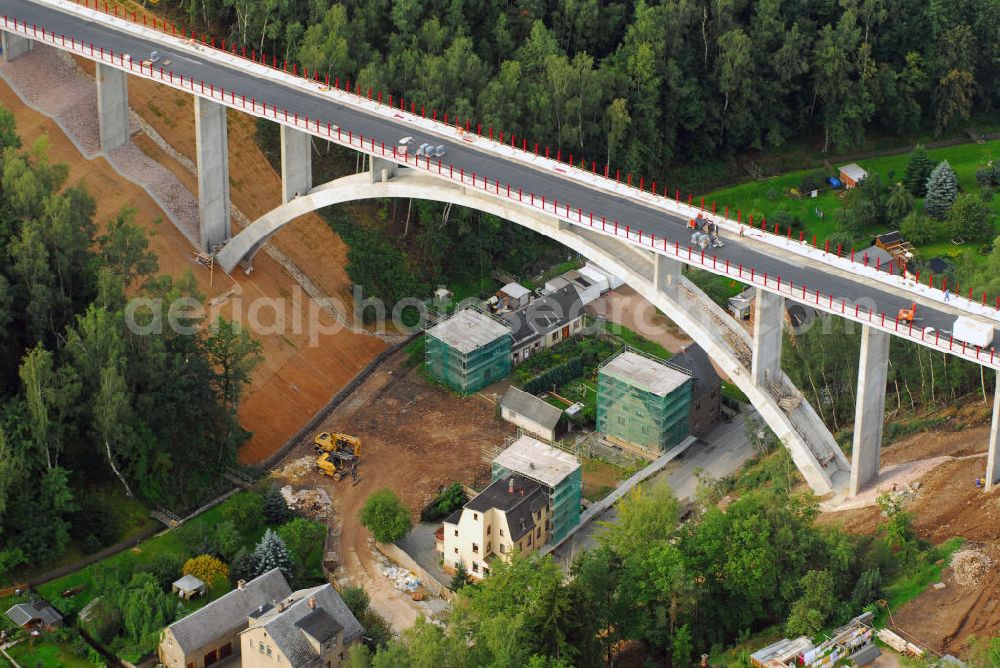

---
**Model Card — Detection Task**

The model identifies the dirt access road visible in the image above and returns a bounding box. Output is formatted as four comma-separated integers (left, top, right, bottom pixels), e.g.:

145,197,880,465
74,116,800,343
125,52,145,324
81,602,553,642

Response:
819,404,1000,657
273,351,516,630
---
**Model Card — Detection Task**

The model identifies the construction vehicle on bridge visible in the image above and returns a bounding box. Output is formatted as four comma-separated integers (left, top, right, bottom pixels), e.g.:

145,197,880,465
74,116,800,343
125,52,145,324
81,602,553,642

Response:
897,303,916,324
314,432,361,482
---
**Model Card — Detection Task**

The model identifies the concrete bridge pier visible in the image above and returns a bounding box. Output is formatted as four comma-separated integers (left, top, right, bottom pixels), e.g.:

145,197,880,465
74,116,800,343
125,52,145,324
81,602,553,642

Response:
96,63,129,153
370,156,398,184
195,97,231,251
986,377,1000,492
280,126,312,203
849,326,890,496
1,31,32,62
751,289,783,387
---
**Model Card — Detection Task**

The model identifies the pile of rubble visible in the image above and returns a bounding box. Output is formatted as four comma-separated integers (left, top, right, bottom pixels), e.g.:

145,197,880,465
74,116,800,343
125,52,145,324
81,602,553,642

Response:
383,565,422,593
279,485,333,518
274,456,316,478
950,548,992,588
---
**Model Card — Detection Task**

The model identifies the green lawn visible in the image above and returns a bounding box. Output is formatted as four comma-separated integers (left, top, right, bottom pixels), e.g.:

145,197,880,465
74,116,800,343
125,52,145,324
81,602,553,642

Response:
607,323,673,360
704,140,1000,248
883,536,964,612
7,636,97,667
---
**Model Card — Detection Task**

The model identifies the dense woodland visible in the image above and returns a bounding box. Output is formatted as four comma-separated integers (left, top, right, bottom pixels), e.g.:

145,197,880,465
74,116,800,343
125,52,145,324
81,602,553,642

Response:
172,0,998,178
0,111,261,578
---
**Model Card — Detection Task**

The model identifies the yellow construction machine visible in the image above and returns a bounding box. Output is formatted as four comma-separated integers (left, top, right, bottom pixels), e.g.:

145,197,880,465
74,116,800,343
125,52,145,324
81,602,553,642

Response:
313,432,361,482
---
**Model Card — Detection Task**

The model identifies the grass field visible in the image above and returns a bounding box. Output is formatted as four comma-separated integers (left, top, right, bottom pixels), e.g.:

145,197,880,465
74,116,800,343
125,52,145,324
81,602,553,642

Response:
704,140,1000,248
6,636,96,667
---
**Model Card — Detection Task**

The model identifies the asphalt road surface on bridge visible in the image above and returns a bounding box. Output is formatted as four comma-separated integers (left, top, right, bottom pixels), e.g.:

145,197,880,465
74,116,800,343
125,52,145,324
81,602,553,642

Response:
4,0,999,356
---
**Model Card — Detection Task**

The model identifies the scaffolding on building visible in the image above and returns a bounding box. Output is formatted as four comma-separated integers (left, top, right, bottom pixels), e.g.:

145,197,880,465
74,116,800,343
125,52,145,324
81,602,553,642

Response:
596,349,693,457
424,307,513,394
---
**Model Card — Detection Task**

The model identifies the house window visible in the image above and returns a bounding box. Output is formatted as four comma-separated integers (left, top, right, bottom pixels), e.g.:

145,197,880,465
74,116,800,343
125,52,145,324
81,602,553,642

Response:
499,528,504,537
454,530,458,537
527,534,532,546
472,543,479,554
453,547,458,554
500,543,506,554
472,563,479,573
536,527,541,538
487,525,491,535
260,642,266,654
267,646,272,657
473,513,478,521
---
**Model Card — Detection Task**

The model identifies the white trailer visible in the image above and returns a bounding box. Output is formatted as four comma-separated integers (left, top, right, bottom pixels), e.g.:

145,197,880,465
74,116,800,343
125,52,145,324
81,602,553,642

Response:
952,316,995,349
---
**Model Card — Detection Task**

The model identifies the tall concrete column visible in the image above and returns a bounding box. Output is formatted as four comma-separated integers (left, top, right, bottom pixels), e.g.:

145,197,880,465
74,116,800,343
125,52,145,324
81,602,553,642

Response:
195,96,231,252
96,63,129,153
654,252,681,296
751,289,783,386
280,125,312,203
986,375,1000,492
1,31,32,62
370,156,397,184
849,325,890,496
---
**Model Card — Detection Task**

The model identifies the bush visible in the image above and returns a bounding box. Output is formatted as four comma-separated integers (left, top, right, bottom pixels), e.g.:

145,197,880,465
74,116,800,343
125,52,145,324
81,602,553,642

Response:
137,553,184,590
522,357,584,395
420,483,467,522
220,492,265,534
899,210,940,245
182,554,230,586
946,194,994,244
799,171,828,193
359,489,412,543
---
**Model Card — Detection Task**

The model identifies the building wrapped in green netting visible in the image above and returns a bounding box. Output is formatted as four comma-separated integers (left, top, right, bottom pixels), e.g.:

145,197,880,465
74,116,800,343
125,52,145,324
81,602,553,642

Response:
425,308,512,394
597,350,693,458
492,435,582,544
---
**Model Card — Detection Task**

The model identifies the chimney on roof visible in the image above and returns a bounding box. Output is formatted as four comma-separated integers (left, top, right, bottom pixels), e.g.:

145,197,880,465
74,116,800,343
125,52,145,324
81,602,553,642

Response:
508,478,515,494
308,596,316,610
237,579,246,590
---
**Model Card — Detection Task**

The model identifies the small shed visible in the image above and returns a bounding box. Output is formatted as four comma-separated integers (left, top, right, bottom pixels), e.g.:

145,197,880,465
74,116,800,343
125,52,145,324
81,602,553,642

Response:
727,286,755,321
838,163,868,189
172,575,207,601
499,387,565,442
497,282,531,311
5,600,63,630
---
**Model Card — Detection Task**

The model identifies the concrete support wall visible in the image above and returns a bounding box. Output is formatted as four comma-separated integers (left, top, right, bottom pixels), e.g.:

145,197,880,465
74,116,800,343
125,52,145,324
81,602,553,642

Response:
95,63,129,153
280,125,312,203
849,326,890,496
986,375,1000,492
1,31,32,62
751,289,783,386
195,97,231,251
653,253,681,296
370,156,397,184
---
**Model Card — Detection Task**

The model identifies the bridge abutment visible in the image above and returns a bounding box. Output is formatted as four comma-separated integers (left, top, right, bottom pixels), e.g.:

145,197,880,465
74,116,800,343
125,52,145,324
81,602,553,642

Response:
849,325,890,496
986,376,1000,492
96,63,129,153
280,125,312,203
195,96,231,251
1,31,32,62
751,289,783,387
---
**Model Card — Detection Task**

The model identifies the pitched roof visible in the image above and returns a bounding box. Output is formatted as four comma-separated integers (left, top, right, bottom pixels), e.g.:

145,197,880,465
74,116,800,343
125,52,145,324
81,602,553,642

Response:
166,568,292,654
839,163,868,181
5,600,62,627
499,387,563,431
465,474,547,541
504,285,585,346
600,350,690,397
426,308,511,354
253,584,363,666
172,574,206,593
493,433,580,487
668,344,721,397
499,282,531,300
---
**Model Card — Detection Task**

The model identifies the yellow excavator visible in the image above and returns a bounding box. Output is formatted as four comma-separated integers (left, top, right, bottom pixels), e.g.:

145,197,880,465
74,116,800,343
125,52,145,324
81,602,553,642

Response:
314,432,361,482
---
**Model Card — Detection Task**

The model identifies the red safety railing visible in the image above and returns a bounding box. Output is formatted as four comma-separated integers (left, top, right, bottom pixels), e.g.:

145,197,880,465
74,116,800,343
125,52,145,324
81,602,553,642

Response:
7,10,1000,370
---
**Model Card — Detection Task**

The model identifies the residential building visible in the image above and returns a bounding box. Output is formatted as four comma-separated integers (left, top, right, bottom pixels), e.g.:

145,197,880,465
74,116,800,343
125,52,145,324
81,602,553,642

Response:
667,344,722,437
240,584,363,668
5,600,62,630
874,230,915,274
504,285,586,365
492,434,582,543
545,270,602,305
424,307,513,393
441,473,550,579
499,387,565,442
838,163,868,189
597,350,693,458
582,261,624,290
159,569,292,668
496,282,532,311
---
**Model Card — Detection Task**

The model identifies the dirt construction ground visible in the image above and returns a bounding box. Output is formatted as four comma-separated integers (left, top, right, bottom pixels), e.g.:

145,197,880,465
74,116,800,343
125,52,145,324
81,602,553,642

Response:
820,406,1000,657
271,351,516,629
0,48,386,464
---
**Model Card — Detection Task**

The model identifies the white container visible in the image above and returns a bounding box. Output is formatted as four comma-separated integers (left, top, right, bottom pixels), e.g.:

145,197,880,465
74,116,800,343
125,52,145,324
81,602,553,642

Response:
952,316,994,348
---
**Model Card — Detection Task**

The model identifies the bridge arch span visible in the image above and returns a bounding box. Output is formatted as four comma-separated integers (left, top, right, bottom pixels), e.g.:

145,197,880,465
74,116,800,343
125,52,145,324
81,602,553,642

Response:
217,168,851,495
